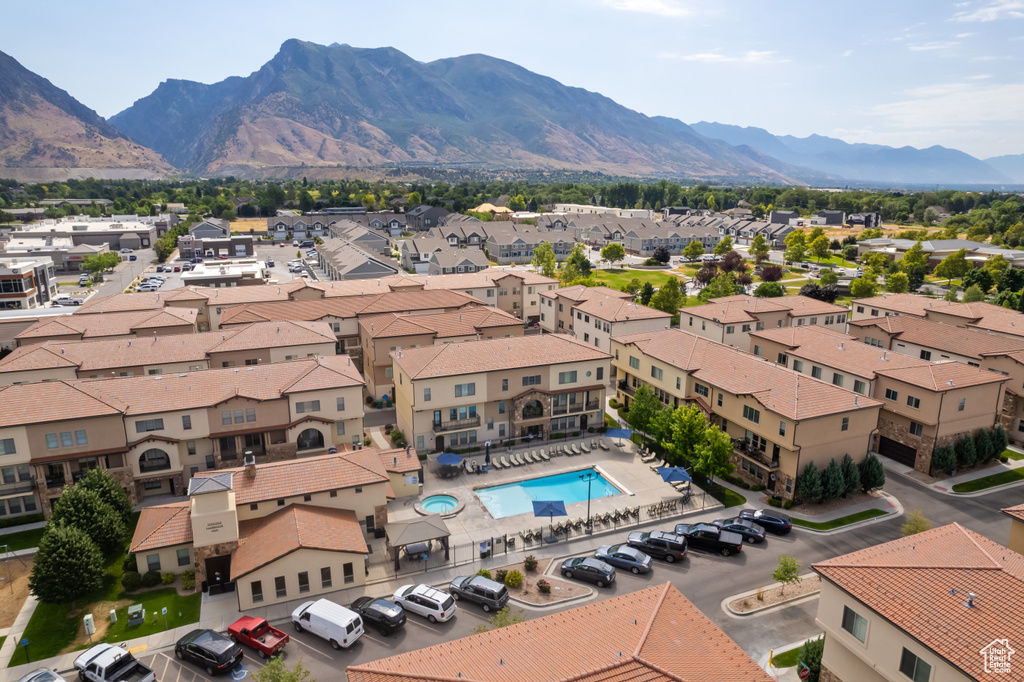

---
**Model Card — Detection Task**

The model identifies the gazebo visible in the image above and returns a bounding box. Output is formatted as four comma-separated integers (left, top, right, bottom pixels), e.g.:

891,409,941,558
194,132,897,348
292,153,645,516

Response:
384,516,452,571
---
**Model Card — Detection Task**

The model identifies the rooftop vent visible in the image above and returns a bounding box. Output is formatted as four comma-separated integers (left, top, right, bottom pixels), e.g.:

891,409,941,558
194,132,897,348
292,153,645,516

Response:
965,592,977,609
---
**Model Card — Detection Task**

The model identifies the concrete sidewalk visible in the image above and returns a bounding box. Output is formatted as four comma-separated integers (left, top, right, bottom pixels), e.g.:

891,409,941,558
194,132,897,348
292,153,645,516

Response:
0,522,44,538
882,452,1024,496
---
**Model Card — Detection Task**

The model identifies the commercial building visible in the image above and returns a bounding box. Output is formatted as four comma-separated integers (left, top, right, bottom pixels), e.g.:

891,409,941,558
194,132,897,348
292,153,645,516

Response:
180,259,270,287
15,307,198,346
393,334,611,454
682,295,849,350
612,329,882,498
12,215,163,250
0,256,57,310
540,285,671,353
813,523,1023,682
0,355,365,519
0,236,111,272
177,219,255,259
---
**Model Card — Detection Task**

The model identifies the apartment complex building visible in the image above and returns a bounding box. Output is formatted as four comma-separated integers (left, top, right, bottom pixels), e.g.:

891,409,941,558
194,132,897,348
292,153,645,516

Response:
749,325,1008,473
0,257,58,310
682,295,849,350
0,356,365,519
359,306,523,399
539,285,671,353
0,321,337,385
850,293,1024,341
611,329,882,498
392,334,611,454
1004,503,1024,555
15,307,198,346
813,523,1022,682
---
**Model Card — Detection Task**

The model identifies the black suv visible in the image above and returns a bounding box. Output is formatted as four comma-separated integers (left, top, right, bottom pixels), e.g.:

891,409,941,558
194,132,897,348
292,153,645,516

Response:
448,576,510,612
350,597,407,636
627,530,687,563
175,629,242,676
674,523,745,557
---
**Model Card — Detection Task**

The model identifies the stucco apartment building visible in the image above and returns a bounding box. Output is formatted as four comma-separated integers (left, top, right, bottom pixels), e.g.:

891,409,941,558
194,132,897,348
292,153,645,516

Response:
682,295,849,351
359,306,523,399
749,325,1008,474
539,285,672,354
1004,503,1024,555
131,446,421,610
611,329,882,499
850,293,1024,342
0,320,337,385
15,307,198,346
813,523,1022,682
393,334,611,454
0,356,365,520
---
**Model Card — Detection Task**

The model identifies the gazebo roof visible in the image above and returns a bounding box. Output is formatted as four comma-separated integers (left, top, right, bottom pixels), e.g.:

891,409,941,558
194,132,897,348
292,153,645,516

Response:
385,515,451,547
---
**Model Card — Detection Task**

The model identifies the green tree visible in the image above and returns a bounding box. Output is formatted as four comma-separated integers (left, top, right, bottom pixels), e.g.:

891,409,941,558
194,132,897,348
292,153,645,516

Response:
625,383,661,434
683,239,705,260
600,242,626,267
692,425,734,487
933,248,970,284
532,241,557,277
901,510,932,537
559,243,592,284
82,251,120,277
955,435,977,468
810,235,831,262
945,284,960,302
706,194,717,212
840,453,860,496
749,234,770,263
753,282,785,298
962,268,994,293
842,244,858,261
623,278,642,297
639,282,655,305
808,225,825,243
819,268,839,286
858,452,886,492
797,636,825,682
992,425,1009,454
714,235,733,256
784,231,807,263
899,241,929,292
662,405,707,464
254,656,314,682
796,462,822,503
820,459,846,501
50,484,126,555
930,444,956,475
697,271,741,302
649,277,685,314
885,271,910,294
473,606,526,634
962,284,986,302
849,276,878,298
29,523,104,605
79,469,133,527
652,246,671,264
407,191,422,205
772,554,802,595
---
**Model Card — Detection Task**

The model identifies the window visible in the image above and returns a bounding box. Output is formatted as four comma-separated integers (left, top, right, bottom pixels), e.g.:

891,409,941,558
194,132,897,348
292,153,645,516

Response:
234,409,244,424
298,571,310,593
726,326,734,335
779,421,786,437
344,562,354,584
558,371,577,384
906,395,920,409
522,375,541,387
385,367,393,379
275,576,287,598
502,378,508,391
777,353,788,365
650,366,663,381
75,430,88,445
336,422,346,436
909,421,923,437
919,350,932,361
177,548,190,567
296,400,321,413
793,360,803,373
832,374,844,387
423,388,431,404
221,411,232,426
61,432,73,447
245,408,256,423
136,419,164,433
811,366,822,379
899,648,932,682
717,393,723,407
182,415,192,431
885,388,898,401
321,567,332,589
841,417,849,431
695,383,709,398
455,383,476,397
251,581,264,604
742,406,760,424
147,554,161,572
0,439,14,456
597,367,603,380
958,398,966,412
629,356,640,370
854,380,866,394
841,606,868,642
44,433,58,448
753,345,762,357
499,401,506,415
741,324,751,333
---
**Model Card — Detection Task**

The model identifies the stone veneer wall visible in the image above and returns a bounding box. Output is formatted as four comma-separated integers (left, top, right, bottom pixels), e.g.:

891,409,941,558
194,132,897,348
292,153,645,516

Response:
818,663,843,682
1001,392,1021,445
193,540,239,585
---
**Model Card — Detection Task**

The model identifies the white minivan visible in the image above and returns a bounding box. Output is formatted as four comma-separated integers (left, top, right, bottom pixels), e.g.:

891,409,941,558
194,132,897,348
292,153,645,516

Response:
291,599,364,650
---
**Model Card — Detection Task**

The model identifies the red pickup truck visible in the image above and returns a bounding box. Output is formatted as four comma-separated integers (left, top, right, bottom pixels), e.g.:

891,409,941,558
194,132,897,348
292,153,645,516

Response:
227,616,289,658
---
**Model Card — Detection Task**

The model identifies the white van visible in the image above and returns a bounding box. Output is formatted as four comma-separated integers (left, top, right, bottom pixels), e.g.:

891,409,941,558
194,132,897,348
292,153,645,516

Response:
291,599,364,650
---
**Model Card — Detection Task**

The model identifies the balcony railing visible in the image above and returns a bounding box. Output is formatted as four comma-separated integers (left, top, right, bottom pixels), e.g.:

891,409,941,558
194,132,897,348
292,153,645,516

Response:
733,441,780,470
552,406,568,416
45,474,66,489
432,416,481,433
139,461,171,474
617,381,635,397
0,479,34,495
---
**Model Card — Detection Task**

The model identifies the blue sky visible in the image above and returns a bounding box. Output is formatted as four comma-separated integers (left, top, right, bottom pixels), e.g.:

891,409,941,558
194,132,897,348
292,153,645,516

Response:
4,0,1024,158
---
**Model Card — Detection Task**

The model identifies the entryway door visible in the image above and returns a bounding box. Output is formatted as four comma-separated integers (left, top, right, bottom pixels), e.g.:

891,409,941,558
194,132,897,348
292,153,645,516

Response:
878,436,917,467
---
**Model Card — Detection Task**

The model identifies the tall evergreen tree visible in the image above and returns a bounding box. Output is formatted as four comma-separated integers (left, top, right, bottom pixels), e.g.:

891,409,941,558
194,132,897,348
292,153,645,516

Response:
839,454,860,495
29,523,104,604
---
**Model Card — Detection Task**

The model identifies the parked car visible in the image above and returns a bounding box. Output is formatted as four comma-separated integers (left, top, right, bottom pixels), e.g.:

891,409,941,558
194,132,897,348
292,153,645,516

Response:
16,669,68,682
129,255,137,261
267,257,275,267
173,266,181,272
74,644,155,682
300,240,315,248
673,523,744,557
292,240,299,246
52,296,84,306
560,556,616,587
594,544,652,574
393,584,456,623
181,264,192,271
350,597,407,635
119,248,133,253
292,599,364,649
738,509,792,535
712,517,766,544
138,284,159,292
227,616,288,658
627,530,688,562
448,575,509,612
79,275,91,285
279,242,286,248
174,629,242,676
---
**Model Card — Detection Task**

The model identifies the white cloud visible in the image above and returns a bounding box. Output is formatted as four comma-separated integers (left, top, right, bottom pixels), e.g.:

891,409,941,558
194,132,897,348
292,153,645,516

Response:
907,40,959,51
843,49,854,57
955,32,977,37
602,0,691,17
870,81,1024,130
952,0,1024,22
967,73,993,78
660,50,785,64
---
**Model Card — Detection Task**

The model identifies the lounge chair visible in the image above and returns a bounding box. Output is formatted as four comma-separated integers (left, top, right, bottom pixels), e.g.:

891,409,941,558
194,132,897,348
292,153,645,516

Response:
650,459,666,471
580,441,591,453
530,450,539,462
522,452,533,464
491,458,503,470
630,506,640,517
571,443,582,455
591,438,598,450
539,449,550,461
500,456,511,468
509,453,520,466
640,452,656,463
599,438,610,450
515,453,526,466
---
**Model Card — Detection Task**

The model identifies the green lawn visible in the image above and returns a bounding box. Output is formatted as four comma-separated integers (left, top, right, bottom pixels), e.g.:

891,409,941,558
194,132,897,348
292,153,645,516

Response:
952,468,1024,493
1002,448,1024,461
592,268,679,290
709,486,746,508
771,647,802,668
791,508,887,530
0,526,46,552
806,255,857,268
103,587,201,644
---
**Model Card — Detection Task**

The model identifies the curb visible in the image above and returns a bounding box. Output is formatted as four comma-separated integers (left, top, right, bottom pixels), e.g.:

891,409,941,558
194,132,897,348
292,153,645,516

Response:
790,491,903,535
884,459,1024,497
721,572,820,617
757,636,824,675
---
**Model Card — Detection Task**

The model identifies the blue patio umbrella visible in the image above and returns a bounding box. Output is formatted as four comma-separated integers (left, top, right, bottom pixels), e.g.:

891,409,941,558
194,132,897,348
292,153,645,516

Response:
605,428,633,439
656,466,692,483
533,500,568,543
437,452,463,467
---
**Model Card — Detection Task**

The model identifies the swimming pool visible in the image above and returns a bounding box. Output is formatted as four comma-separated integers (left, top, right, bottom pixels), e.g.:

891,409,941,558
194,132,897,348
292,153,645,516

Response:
476,469,622,519
421,494,458,513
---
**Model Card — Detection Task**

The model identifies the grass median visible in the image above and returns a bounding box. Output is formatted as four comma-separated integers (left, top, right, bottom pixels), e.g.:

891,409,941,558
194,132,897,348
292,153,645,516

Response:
791,508,887,531
770,647,801,668
0,526,46,552
952,468,1024,493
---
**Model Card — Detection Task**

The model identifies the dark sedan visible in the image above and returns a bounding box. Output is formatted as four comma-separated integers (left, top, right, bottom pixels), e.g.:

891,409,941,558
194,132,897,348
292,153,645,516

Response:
351,596,407,635
175,629,242,676
712,517,767,544
561,557,616,587
738,508,792,535
673,523,744,557
594,544,653,574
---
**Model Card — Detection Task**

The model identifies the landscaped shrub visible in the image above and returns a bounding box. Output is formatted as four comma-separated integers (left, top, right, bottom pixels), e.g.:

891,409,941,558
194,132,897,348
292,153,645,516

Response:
390,430,407,448
766,497,782,508
0,513,45,530
858,452,886,492
975,429,995,463
504,569,523,588
364,437,372,446
384,424,393,435
820,459,846,502
609,398,620,409
182,570,196,591
798,636,825,682
930,445,956,475
161,572,176,585
537,579,551,594
476,568,493,579
121,571,142,592
123,554,138,573
796,461,822,503
495,568,508,583
992,425,1009,454
955,435,977,468
141,570,161,588
782,499,793,510
839,454,860,496
524,555,538,572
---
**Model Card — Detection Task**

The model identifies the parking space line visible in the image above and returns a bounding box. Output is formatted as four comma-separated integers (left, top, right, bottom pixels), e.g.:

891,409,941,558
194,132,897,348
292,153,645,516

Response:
289,635,338,660
402,618,448,634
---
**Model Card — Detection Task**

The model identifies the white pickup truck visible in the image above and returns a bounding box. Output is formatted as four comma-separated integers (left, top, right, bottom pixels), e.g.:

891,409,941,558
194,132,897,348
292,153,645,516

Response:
74,644,156,682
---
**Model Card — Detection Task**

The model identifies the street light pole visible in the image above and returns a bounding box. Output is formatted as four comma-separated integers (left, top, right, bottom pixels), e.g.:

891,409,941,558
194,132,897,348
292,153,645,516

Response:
580,472,596,534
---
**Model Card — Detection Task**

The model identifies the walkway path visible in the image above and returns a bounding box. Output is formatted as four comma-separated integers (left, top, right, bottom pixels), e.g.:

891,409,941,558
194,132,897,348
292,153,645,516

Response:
0,522,44,538
881,451,1024,496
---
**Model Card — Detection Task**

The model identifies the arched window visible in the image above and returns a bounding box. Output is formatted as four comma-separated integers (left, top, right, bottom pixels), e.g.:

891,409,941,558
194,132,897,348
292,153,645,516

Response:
297,428,324,451
139,449,170,473
522,400,544,420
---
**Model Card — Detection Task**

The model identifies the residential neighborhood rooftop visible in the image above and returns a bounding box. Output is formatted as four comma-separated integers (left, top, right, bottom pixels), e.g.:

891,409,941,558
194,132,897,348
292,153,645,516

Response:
358,306,521,339
849,314,1024,359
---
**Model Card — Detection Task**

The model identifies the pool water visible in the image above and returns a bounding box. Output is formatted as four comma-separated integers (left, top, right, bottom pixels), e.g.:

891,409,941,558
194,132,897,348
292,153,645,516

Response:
421,494,458,513
477,469,621,519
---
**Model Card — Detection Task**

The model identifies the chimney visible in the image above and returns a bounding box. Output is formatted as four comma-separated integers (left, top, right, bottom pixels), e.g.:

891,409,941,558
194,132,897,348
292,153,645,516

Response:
244,453,257,478
965,592,976,608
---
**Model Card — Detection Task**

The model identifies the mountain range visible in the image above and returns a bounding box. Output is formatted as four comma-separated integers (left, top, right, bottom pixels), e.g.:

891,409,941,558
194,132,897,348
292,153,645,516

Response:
2,41,1023,186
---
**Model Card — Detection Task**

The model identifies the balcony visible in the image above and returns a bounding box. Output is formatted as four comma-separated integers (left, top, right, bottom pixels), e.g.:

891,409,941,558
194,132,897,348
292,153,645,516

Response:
552,406,568,416
733,441,780,470
432,416,481,433
0,479,34,496
617,381,635,397
45,474,66,489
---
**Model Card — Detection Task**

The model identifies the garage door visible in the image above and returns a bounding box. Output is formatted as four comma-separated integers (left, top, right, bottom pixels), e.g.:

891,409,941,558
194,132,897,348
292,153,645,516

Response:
878,436,917,467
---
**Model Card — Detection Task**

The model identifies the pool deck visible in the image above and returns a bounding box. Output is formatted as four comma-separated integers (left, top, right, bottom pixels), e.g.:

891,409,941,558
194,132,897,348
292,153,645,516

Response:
387,437,706,550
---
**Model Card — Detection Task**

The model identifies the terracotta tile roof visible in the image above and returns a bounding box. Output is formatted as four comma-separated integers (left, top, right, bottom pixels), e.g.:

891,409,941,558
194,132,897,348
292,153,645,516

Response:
379,448,422,473
1002,503,1024,523
204,320,336,352
813,523,1024,681
191,448,404,504
966,309,1024,338
130,501,192,552
0,344,79,372
874,361,1008,391
573,295,672,323
347,583,769,682
392,334,611,380
851,293,959,317
75,292,168,314
688,295,847,324
359,306,521,340
540,285,632,302
15,308,197,342
614,329,881,420
848,315,1024,360
232,505,368,578
0,381,125,427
